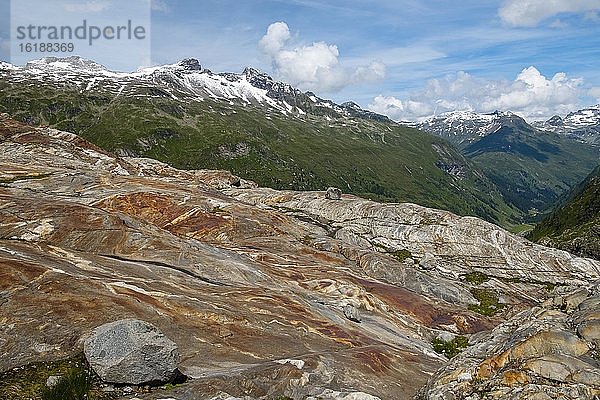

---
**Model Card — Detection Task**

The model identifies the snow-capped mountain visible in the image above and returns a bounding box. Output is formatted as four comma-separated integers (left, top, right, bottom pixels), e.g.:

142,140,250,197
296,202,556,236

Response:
412,108,600,215
412,110,528,148
0,56,522,225
534,105,600,145
0,56,387,122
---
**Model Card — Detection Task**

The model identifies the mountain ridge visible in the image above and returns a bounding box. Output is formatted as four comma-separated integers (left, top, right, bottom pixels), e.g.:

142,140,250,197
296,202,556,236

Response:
4,56,389,122
534,105,600,145
0,56,520,226
414,108,600,217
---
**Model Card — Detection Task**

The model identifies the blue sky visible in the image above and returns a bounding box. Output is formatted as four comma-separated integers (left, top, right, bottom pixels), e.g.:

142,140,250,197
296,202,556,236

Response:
1,0,600,121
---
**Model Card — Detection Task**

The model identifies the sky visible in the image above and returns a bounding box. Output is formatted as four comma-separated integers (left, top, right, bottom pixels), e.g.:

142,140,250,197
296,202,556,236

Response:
1,0,600,121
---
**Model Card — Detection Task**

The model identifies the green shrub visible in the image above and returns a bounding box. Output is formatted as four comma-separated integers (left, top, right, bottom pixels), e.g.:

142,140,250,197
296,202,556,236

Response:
390,249,412,262
462,271,490,284
431,335,469,358
468,288,505,316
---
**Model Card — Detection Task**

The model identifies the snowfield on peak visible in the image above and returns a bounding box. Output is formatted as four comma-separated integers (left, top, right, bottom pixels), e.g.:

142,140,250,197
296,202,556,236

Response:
534,106,600,145
0,56,384,120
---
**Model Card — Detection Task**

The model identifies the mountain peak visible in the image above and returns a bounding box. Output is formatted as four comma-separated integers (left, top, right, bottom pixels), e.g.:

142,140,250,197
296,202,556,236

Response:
341,101,361,109
176,58,203,71
242,67,272,81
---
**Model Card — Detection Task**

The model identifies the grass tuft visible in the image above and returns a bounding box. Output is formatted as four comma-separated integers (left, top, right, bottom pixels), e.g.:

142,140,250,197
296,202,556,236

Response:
431,335,469,358
41,368,93,400
468,288,505,316
390,249,413,262
462,271,490,284
0,354,115,400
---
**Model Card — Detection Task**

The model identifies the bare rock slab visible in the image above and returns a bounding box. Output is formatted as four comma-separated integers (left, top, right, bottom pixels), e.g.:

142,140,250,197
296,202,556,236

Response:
84,319,180,385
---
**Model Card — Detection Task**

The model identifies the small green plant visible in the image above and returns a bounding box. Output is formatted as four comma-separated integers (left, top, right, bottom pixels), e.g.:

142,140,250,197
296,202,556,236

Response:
431,335,469,358
0,353,119,400
300,235,314,245
468,288,505,316
498,276,557,291
41,368,94,400
390,249,412,262
463,271,490,284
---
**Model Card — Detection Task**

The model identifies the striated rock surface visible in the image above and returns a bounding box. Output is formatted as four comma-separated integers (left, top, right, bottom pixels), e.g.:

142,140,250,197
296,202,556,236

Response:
225,188,600,285
0,114,599,399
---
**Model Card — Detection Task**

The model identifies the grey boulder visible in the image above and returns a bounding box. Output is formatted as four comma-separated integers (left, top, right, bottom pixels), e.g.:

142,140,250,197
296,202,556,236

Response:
325,187,342,200
83,319,180,385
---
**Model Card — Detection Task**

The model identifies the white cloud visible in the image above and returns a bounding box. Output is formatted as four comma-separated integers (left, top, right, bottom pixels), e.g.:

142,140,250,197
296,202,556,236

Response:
368,67,585,121
369,95,432,122
589,87,600,103
258,22,291,55
151,0,169,13
63,0,111,13
259,21,385,93
499,0,600,27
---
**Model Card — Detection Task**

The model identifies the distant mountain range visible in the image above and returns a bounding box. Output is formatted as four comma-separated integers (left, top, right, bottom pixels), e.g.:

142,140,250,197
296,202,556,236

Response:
534,106,600,145
0,56,518,226
414,109,600,218
415,106,600,148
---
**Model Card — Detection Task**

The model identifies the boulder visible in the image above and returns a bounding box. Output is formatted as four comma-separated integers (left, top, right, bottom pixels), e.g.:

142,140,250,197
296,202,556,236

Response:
577,319,600,343
83,319,180,385
419,252,437,270
343,304,362,323
325,187,342,200
45,375,61,388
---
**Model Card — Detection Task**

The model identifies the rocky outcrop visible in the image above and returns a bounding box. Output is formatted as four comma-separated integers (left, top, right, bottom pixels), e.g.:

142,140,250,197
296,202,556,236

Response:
417,283,600,399
83,319,180,384
0,114,599,399
326,187,343,200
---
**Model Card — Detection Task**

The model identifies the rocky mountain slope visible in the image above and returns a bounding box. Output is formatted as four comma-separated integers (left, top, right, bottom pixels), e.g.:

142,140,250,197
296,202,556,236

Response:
534,105,600,145
0,57,519,226
528,165,600,260
415,110,600,216
1,115,599,399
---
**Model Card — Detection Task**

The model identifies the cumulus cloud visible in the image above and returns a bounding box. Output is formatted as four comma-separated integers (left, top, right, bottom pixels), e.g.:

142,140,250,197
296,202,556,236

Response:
499,0,600,27
258,22,291,55
369,95,433,122
259,21,385,92
368,67,585,121
63,0,111,13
